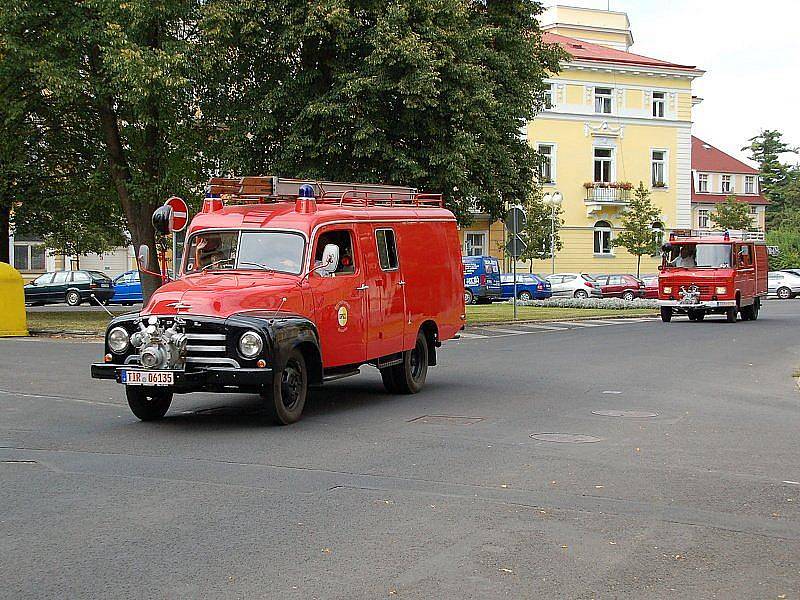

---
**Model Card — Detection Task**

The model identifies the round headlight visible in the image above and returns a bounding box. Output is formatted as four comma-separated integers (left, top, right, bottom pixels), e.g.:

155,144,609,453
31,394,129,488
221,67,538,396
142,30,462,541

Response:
108,326,130,354
238,331,263,358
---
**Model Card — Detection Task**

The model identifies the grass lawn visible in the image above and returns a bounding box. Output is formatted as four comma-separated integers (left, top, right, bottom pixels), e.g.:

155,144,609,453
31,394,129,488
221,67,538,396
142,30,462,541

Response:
27,311,115,335
466,303,657,325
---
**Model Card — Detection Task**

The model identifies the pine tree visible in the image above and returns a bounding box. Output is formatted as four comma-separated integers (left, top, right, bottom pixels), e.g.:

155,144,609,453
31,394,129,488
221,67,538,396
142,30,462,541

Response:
613,182,661,277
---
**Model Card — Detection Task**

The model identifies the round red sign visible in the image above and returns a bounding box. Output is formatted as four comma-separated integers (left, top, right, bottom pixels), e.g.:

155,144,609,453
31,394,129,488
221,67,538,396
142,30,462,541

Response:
165,196,189,232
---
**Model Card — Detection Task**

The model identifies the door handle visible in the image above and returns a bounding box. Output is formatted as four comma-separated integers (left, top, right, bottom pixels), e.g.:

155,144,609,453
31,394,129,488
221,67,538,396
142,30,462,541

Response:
356,284,369,291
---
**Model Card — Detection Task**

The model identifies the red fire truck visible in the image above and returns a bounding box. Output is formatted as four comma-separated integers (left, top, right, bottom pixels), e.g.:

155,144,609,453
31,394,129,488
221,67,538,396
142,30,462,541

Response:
658,230,768,323
91,177,465,424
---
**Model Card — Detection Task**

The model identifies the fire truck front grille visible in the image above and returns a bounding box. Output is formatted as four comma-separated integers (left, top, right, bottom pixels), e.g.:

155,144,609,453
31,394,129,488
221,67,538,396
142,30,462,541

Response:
184,325,240,369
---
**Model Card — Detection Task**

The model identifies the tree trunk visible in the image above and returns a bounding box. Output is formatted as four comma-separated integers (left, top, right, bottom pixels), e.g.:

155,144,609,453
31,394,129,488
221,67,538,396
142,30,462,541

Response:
0,203,9,264
636,255,641,278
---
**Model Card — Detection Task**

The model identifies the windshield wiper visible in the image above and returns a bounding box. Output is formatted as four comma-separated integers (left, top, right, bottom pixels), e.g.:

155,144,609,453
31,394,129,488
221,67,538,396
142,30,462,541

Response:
199,258,234,272
238,261,274,271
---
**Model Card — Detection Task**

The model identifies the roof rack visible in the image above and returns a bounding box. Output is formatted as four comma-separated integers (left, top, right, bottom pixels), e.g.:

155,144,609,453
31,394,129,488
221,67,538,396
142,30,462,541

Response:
670,229,765,242
207,176,442,208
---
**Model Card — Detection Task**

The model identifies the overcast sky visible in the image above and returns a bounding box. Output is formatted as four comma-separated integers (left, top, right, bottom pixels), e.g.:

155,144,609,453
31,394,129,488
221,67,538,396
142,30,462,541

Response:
548,0,800,165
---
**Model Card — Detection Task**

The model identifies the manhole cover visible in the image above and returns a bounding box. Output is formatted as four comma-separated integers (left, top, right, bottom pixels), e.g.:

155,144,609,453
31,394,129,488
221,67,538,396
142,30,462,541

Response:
530,433,603,443
592,410,658,418
408,415,484,425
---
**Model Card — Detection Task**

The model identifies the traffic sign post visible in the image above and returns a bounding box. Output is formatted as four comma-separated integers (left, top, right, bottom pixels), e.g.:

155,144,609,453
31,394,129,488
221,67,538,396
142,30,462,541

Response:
164,197,189,277
504,205,527,320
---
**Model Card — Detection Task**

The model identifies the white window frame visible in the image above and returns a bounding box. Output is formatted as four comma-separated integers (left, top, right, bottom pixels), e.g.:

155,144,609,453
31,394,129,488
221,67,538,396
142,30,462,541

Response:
652,91,666,118
464,231,488,257
698,173,709,193
594,87,612,114
698,209,709,229
12,241,47,273
593,221,613,256
651,148,668,188
721,174,732,194
593,147,614,183
542,83,555,110
537,142,556,184
745,175,755,194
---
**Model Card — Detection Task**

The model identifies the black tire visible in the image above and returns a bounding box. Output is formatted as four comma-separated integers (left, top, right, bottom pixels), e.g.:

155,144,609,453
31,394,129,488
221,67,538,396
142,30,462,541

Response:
622,290,635,301
464,289,475,305
574,289,589,299
726,305,738,323
741,298,760,321
65,290,81,306
380,367,399,393
688,310,705,322
752,297,760,320
386,331,429,395
777,286,791,300
262,348,308,425
660,307,672,322
518,291,532,301
126,386,173,421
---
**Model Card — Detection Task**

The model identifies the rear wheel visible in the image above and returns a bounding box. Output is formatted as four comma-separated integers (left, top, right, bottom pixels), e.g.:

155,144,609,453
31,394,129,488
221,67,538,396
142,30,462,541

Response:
262,349,308,425
622,290,636,301
126,387,173,421
65,290,81,306
777,286,792,300
518,290,532,301
574,289,588,299
464,289,475,305
660,307,672,322
384,331,429,395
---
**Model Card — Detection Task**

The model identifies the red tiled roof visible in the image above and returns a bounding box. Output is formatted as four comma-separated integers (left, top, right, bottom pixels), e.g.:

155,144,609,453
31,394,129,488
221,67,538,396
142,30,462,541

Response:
543,32,698,71
692,136,759,174
691,192,769,205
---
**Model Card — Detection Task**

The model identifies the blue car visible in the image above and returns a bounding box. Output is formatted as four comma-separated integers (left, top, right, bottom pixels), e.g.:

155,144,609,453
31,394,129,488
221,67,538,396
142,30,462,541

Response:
499,273,552,301
110,270,142,305
463,255,502,304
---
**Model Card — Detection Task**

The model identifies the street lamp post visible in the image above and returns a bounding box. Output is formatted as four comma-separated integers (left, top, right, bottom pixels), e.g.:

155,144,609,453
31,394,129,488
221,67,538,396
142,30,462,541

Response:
542,191,562,274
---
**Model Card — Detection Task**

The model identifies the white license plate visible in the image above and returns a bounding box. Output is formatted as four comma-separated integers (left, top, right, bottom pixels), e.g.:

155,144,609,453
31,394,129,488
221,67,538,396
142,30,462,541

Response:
121,370,175,386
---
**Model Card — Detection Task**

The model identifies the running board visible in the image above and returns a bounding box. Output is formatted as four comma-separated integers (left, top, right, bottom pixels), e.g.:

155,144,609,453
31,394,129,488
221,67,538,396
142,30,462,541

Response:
322,369,360,383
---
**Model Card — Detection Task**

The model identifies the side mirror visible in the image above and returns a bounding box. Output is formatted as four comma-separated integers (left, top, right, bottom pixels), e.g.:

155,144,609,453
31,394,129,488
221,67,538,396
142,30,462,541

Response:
152,205,173,235
320,244,340,275
137,244,150,270
661,242,672,254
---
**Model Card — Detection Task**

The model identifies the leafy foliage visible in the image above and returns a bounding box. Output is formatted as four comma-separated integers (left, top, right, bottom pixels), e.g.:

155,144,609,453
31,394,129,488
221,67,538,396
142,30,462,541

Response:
612,182,661,277
766,228,800,271
709,195,754,231
517,198,562,266
742,129,800,227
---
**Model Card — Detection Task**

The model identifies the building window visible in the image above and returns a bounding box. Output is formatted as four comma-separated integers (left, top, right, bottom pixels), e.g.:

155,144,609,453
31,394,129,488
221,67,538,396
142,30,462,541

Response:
594,148,613,183
745,176,755,194
750,206,759,227
721,175,732,193
594,87,612,114
542,83,554,109
651,150,667,187
698,209,709,229
651,222,664,255
593,221,613,255
538,144,555,183
464,232,487,257
12,243,46,272
698,173,709,193
652,91,665,118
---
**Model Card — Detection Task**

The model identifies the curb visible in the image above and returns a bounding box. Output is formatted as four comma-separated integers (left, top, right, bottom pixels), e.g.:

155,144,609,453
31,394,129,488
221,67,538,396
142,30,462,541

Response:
465,312,658,329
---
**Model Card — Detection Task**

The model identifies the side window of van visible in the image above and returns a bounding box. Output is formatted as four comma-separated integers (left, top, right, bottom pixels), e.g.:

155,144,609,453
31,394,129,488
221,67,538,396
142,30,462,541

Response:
316,229,356,275
375,229,399,271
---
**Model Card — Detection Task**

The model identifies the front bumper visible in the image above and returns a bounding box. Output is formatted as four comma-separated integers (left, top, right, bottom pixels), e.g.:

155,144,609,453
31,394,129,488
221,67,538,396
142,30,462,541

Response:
91,363,273,392
658,299,737,308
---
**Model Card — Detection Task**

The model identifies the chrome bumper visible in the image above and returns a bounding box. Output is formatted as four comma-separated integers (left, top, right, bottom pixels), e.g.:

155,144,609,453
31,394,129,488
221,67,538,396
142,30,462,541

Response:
658,299,737,308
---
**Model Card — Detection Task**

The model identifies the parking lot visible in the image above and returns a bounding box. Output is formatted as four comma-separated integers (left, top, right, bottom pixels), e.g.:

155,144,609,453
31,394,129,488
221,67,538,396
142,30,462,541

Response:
2,300,799,599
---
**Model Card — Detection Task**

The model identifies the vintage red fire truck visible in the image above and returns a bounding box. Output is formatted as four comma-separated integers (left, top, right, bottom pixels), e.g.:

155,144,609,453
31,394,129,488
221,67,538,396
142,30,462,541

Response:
658,230,768,323
91,177,465,424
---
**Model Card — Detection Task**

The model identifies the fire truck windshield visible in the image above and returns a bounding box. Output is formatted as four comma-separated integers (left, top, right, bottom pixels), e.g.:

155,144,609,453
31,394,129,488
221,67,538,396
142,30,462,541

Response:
665,243,732,269
184,230,305,275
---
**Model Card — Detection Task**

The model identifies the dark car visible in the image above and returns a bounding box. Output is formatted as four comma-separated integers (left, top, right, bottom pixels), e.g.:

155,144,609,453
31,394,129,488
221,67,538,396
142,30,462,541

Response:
593,274,645,300
24,270,115,306
499,273,552,301
110,270,143,305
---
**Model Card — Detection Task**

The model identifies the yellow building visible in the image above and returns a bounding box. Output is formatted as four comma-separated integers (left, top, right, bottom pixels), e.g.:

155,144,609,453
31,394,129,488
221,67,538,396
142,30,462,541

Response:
461,5,705,275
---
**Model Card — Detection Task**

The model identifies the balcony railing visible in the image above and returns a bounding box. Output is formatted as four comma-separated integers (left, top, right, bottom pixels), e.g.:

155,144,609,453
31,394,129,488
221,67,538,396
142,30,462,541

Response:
584,186,631,203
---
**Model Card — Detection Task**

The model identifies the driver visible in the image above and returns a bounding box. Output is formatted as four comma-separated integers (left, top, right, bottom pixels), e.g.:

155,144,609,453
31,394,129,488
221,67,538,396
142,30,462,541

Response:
669,245,696,268
195,234,226,269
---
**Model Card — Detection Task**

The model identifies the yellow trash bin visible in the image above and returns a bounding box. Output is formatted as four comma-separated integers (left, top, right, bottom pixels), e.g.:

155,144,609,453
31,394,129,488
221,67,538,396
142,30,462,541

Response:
0,262,28,336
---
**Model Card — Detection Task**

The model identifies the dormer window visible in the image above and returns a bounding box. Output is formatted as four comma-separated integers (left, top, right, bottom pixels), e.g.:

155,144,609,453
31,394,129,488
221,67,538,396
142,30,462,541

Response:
722,175,732,194
595,88,612,114
652,91,665,118
698,173,709,192
745,176,755,194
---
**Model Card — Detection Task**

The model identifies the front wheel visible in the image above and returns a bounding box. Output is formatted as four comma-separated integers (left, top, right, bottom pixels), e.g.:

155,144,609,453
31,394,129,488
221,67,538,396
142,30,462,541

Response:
660,307,672,322
741,298,761,321
574,289,588,299
126,387,173,421
65,290,81,306
464,289,475,305
518,290,532,301
777,286,792,300
262,349,308,425
384,331,429,395
726,305,738,323
622,290,635,301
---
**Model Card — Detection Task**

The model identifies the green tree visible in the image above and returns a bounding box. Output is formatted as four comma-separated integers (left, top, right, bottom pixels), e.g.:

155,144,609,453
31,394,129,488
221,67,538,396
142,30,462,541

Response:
613,182,661,277
710,195,754,231
742,130,800,226
766,227,800,271
518,197,562,273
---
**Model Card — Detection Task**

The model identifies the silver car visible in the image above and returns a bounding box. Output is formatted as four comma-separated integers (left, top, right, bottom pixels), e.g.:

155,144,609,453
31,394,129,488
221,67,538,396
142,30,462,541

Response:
545,273,603,299
768,271,800,299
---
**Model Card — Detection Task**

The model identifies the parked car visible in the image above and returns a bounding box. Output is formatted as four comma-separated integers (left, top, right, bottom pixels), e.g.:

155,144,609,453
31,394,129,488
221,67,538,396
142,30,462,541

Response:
463,255,502,304
110,270,143,305
545,273,602,299
640,274,659,299
499,273,552,301
592,273,645,300
24,270,115,306
780,269,800,278
768,270,800,299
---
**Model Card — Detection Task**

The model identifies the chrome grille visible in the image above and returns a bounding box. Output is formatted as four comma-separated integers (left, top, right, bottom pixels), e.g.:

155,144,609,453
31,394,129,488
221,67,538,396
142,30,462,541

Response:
183,324,240,369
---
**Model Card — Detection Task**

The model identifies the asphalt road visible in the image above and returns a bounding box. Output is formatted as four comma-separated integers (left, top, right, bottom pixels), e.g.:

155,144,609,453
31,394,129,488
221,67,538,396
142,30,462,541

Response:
1,302,799,599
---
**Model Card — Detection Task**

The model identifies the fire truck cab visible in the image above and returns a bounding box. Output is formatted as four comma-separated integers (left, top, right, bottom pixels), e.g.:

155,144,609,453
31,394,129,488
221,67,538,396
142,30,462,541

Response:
658,230,768,323
91,177,465,424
